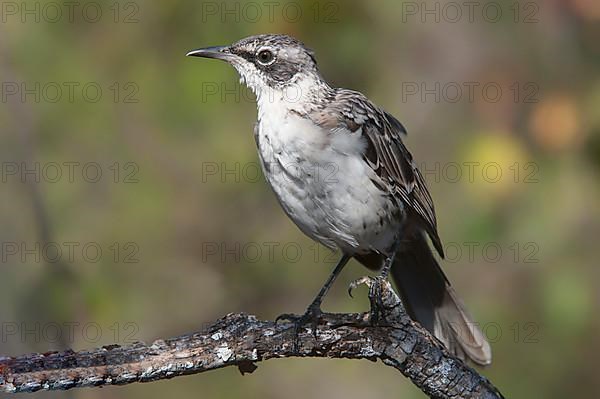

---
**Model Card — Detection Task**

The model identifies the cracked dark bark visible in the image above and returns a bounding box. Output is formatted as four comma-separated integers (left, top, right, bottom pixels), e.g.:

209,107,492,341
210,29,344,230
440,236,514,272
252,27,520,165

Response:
0,278,504,399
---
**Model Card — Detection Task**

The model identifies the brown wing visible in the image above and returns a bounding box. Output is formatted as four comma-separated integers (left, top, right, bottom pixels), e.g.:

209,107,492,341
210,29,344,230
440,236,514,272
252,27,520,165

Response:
310,89,444,257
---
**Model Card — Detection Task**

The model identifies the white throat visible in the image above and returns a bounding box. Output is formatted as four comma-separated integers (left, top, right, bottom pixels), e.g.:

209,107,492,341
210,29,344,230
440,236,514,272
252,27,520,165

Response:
231,63,327,119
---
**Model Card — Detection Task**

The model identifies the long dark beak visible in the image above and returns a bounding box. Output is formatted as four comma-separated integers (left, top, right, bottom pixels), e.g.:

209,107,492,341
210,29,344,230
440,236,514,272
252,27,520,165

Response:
186,46,231,60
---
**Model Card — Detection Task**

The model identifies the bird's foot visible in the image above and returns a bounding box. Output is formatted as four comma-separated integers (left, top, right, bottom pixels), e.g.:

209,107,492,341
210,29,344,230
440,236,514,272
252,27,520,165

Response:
347,276,375,298
347,275,387,325
276,303,323,350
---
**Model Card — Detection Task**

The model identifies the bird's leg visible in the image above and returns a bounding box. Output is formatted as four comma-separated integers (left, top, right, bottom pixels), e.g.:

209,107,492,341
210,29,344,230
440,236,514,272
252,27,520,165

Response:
276,254,351,346
347,240,402,325
379,237,403,278
378,249,398,279
368,240,405,323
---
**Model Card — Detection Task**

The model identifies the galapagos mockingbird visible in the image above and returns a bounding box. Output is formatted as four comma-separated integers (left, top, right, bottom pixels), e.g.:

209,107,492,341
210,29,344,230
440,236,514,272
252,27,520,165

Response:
187,34,491,365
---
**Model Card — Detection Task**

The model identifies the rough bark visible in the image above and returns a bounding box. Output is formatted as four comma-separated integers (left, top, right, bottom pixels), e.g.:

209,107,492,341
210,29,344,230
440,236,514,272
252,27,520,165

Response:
0,278,503,398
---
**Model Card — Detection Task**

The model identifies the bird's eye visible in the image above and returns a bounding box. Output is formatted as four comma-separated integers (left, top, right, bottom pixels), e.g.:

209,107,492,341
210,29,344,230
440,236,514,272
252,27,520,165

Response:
257,49,275,65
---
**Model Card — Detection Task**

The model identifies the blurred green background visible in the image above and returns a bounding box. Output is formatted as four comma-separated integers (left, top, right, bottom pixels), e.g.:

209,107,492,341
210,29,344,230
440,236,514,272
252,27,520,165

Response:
1,0,599,398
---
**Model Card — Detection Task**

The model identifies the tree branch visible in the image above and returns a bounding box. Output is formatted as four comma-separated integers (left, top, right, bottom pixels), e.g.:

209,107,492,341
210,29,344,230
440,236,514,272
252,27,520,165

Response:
0,278,503,398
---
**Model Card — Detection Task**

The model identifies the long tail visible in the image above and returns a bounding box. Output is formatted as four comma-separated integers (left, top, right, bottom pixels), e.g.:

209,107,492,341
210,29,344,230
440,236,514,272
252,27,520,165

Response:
389,234,492,366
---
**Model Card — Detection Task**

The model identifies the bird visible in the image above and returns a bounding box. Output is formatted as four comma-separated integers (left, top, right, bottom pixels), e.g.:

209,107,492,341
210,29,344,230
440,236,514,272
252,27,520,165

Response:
187,34,491,365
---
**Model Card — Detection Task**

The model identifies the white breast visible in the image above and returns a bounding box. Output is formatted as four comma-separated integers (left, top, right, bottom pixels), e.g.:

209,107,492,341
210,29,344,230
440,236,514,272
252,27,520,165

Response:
254,90,402,255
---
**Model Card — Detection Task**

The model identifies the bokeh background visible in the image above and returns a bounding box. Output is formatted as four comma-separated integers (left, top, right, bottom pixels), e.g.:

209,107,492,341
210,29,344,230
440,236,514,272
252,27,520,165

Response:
1,0,599,398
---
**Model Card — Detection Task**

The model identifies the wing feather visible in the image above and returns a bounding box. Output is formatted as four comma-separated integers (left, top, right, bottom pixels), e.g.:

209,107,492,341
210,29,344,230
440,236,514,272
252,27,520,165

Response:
309,89,444,257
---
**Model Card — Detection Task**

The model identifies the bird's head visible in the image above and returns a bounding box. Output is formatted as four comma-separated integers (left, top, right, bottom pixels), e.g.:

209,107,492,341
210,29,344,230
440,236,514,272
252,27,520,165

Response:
187,34,323,101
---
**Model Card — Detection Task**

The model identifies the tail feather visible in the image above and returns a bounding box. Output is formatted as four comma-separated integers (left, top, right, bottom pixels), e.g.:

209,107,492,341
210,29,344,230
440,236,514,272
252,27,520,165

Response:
434,286,492,365
389,234,492,366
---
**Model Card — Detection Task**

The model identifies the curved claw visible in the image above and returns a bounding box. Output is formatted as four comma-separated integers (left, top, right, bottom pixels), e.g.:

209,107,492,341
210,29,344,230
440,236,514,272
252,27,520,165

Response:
348,276,375,298
275,305,323,352
275,305,322,327
275,313,301,324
